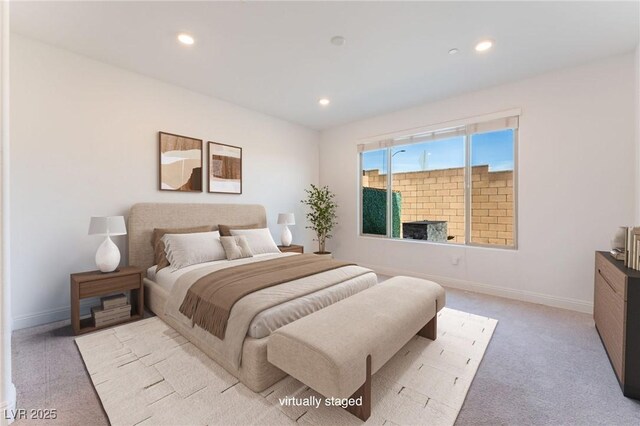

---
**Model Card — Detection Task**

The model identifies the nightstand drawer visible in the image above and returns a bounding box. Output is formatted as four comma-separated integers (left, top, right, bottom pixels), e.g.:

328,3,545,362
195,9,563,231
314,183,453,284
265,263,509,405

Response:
79,274,140,298
596,253,626,300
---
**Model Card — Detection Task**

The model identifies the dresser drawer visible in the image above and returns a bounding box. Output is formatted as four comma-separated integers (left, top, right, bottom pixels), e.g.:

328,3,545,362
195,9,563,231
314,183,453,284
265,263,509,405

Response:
594,271,626,379
79,274,140,298
596,253,626,300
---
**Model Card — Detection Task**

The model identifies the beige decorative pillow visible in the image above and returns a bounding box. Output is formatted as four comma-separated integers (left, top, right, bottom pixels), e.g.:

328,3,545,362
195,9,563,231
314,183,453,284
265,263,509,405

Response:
162,231,226,271
151,225,213,272
218,223,259,237
230,228,280,255
220,236,254,260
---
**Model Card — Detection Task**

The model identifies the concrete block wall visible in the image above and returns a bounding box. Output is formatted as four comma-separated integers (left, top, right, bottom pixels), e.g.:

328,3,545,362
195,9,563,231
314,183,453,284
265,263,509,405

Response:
362,165,514,245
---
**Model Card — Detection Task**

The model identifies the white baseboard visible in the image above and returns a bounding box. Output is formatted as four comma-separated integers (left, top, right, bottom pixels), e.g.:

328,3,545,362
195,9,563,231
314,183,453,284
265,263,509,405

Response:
0,383,16,425
12,265,593,329
359,262,594,314
12,298,98,330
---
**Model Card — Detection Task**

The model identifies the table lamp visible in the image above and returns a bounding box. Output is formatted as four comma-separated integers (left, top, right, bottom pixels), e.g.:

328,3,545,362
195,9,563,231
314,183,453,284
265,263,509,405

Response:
88,216,127,273
277,213,295,247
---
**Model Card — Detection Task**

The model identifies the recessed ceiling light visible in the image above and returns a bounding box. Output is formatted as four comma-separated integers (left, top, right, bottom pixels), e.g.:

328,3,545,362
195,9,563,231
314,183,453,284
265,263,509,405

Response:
448,48,459,55
475,40,493,52
330,36,346,46
319,98,330,106
177,33,195,45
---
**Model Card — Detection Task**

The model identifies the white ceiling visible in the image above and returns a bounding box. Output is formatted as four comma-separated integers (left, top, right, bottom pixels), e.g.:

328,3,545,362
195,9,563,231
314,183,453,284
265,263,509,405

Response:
10,1,640,130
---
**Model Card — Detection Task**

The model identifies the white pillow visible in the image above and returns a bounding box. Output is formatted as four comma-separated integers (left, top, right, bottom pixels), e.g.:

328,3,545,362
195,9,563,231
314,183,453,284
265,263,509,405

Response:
162,231,226,271
229,228,280,255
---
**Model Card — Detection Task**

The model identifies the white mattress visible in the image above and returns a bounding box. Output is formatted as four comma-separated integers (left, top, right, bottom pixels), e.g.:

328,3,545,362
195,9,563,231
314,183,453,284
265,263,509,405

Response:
146,254,376,339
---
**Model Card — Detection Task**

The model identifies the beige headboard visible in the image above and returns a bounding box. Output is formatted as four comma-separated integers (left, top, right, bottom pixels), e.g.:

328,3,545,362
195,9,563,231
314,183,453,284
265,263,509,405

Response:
128,202,267,271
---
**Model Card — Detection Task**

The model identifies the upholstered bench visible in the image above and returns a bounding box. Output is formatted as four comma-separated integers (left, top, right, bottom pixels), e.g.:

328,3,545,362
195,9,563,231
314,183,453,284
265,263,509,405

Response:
267,276,445,421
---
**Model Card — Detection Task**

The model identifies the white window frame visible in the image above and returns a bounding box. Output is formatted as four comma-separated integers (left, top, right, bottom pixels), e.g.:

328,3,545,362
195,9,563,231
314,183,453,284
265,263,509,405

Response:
358,109,519,249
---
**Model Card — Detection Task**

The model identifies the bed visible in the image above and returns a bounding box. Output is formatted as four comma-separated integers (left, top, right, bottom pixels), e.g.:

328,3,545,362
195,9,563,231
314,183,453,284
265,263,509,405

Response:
128,202,378,392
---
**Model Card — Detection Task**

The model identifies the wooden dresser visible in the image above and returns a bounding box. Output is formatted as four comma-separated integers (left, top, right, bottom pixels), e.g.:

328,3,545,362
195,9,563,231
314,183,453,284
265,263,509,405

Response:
594,251,640,398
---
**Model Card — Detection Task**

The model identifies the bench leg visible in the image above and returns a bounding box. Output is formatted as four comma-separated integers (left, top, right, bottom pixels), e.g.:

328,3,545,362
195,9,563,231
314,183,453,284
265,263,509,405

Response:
417,307,438,340
345,354,371,421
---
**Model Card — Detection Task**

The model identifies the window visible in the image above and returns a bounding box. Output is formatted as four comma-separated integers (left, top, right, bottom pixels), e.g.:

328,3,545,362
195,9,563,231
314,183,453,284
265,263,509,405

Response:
470,129,515,246
359,114,518,248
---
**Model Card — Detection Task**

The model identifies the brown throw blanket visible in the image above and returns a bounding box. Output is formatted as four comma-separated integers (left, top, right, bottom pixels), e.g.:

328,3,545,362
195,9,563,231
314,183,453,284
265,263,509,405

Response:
179,254,355,339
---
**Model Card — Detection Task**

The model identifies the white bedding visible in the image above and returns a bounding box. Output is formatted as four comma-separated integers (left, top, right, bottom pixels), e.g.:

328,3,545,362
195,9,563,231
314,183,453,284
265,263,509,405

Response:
146,254,377,339
146,253,285,293
248,275,375,338
164,255,375,370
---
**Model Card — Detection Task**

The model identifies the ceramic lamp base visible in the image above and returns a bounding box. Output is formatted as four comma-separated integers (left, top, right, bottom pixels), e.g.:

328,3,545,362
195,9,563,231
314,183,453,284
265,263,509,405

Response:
281,226,292,247
95,236,121,273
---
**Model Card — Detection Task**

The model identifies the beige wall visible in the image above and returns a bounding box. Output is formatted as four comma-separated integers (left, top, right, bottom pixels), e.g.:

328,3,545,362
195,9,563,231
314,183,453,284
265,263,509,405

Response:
363,166,513,245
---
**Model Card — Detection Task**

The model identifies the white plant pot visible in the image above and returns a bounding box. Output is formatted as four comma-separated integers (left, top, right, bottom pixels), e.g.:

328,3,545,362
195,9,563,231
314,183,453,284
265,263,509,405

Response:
313,252,333,259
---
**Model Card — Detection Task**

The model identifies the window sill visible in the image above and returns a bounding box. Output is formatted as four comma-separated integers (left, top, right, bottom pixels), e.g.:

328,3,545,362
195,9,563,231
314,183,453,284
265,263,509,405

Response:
358,234,518,251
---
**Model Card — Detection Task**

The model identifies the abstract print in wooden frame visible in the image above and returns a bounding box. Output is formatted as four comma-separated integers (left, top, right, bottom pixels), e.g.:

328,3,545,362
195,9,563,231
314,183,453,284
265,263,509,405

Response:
208,142,242,194
159,132,203,192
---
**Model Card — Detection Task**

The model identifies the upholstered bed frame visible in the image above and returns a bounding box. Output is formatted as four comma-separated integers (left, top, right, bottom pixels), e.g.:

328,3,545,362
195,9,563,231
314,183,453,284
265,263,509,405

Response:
128,202,288,392
128,202,267,271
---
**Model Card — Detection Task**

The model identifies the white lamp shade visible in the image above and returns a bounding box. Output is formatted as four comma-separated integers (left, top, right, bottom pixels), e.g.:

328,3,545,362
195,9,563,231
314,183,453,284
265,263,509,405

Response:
277,213,295,225
88,216,127,236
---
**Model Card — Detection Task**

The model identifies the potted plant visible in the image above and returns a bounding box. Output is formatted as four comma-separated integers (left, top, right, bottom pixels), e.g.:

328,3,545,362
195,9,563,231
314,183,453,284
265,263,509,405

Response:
301,184,338,256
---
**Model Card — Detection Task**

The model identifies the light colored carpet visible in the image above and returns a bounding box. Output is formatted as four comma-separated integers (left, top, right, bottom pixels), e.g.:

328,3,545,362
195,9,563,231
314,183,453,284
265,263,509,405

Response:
15,286,640,425
75,308,496,426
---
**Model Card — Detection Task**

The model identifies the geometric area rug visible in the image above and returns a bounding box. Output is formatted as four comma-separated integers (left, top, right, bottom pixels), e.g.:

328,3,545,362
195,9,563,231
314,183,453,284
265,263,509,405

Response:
75,308,497,426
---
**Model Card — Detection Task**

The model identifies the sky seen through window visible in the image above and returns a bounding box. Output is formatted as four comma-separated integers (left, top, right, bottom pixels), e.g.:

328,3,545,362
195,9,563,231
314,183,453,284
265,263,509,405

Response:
362,129,514,174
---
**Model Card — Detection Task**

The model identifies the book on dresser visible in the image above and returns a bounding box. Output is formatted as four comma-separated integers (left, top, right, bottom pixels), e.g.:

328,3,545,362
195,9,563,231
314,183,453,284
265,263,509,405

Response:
620,226,640,270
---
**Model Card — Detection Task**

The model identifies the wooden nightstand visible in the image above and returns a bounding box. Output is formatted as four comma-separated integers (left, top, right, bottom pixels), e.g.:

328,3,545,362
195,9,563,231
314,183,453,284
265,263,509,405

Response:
278,244,304,254
70,266,144,335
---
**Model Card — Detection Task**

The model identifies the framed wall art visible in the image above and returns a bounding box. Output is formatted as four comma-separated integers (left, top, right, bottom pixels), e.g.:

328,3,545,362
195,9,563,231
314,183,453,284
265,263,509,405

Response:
208,141,242,194
158,132,203,192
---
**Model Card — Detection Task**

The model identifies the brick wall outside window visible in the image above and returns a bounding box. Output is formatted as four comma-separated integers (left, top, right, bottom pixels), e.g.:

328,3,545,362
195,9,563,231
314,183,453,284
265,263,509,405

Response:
362,165,514,246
